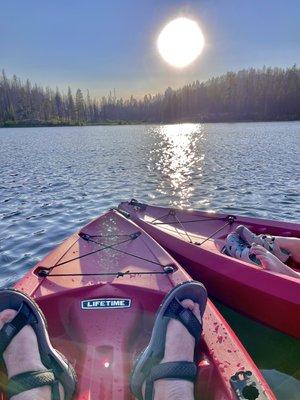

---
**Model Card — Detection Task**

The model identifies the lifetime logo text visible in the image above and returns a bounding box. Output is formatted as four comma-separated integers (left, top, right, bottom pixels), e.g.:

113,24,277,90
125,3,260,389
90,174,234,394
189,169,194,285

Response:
81,298,132,310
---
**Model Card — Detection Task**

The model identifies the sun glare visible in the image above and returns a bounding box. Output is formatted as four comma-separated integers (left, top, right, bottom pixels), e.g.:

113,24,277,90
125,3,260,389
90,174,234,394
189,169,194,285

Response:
157,17,205,68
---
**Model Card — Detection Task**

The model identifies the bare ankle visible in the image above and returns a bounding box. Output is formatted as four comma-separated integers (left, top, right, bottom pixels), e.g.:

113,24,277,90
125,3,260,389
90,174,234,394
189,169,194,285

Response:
11,386,51,400
154,380,194,400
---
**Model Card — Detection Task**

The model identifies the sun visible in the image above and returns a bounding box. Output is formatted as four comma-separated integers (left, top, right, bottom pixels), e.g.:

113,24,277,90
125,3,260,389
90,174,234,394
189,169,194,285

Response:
157,17,205,68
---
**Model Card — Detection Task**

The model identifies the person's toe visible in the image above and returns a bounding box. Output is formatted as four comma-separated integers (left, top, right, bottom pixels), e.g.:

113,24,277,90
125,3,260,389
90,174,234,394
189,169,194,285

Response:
180,299,201,319
0,309,18,330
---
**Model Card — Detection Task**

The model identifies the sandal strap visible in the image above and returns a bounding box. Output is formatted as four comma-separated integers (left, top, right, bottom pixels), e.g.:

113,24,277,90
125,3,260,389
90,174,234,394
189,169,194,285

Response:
145,361,197,400
164,298,202,342
0,302,34,355
8,369,60,400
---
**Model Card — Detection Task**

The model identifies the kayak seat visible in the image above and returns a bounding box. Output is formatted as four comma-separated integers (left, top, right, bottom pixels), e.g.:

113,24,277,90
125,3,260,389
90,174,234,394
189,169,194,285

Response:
34,285,167,399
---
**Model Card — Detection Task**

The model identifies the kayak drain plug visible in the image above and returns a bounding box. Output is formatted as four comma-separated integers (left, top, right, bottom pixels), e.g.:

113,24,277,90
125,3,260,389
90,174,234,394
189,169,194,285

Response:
230,371,266,400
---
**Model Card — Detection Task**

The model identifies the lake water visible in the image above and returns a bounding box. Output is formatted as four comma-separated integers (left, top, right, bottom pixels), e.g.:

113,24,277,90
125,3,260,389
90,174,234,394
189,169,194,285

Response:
0,122,299,396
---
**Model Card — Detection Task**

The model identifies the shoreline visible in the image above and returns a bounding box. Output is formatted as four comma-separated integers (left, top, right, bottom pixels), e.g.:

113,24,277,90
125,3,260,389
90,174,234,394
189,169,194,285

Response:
1,118,300,128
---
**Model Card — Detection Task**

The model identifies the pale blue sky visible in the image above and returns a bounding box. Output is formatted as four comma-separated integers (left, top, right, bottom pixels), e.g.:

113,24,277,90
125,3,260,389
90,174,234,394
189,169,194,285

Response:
1,0,299,98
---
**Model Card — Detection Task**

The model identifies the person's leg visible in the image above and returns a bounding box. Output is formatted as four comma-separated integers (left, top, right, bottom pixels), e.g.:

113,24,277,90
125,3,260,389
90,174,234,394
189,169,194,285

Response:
147,299,199,400
273,237,300,263
0,309,64,400
236,225,300,263
251,244,300,278
131,281,206,400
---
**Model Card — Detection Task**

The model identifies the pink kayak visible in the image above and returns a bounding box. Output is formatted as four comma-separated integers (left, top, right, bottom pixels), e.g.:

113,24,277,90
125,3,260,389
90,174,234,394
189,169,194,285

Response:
1,209,274,399
118,200,300,338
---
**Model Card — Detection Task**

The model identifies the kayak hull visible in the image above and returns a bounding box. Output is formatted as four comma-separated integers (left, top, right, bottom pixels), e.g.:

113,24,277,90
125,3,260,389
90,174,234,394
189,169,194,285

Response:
119,201,300,338
0,209,275,399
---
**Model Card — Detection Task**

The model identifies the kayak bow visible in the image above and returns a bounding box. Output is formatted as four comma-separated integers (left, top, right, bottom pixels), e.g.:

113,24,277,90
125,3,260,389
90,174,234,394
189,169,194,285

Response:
118,200,300,338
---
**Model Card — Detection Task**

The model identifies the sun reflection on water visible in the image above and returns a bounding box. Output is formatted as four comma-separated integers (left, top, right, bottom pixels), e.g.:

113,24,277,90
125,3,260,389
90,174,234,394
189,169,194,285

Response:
148,123,206,207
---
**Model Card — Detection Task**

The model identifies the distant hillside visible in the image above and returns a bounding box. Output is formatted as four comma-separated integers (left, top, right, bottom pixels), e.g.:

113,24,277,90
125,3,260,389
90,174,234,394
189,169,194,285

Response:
0,65,299,127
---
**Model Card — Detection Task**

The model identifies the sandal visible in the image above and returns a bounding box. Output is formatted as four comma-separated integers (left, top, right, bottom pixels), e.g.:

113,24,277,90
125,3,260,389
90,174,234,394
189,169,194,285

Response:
0,289,77,399
225,232,261,265
130,281,207,400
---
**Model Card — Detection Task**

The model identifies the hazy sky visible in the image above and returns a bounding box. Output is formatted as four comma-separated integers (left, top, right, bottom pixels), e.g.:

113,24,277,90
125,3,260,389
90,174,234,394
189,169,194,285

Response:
1,0,299,98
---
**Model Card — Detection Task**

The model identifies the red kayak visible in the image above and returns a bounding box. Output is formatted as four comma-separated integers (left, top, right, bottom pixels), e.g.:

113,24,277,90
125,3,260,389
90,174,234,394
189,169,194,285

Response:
1,209,274,399
118,200,300,338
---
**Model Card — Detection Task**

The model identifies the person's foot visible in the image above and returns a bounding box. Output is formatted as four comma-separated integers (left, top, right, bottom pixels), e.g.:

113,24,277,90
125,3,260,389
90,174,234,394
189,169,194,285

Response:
236,225,290,263
131,281,206,400
147,299,201,400
0,309,64,400
225,232,260,265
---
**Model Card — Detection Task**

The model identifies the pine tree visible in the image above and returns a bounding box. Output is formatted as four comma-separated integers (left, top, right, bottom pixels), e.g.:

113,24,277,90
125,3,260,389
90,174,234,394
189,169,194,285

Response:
67,87,75,122
75,89,85,122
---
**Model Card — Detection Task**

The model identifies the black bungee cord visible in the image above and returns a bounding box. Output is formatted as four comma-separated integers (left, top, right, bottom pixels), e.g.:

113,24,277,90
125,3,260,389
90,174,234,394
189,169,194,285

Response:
37,230,176,278
150,210,236,246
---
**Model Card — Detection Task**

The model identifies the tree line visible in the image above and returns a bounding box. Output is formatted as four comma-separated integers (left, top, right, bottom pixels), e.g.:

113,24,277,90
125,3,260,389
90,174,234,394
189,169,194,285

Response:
0,65,299,127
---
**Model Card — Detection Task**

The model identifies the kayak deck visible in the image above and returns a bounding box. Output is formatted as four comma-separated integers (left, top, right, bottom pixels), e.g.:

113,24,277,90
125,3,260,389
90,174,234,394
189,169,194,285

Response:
118,201,300,338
